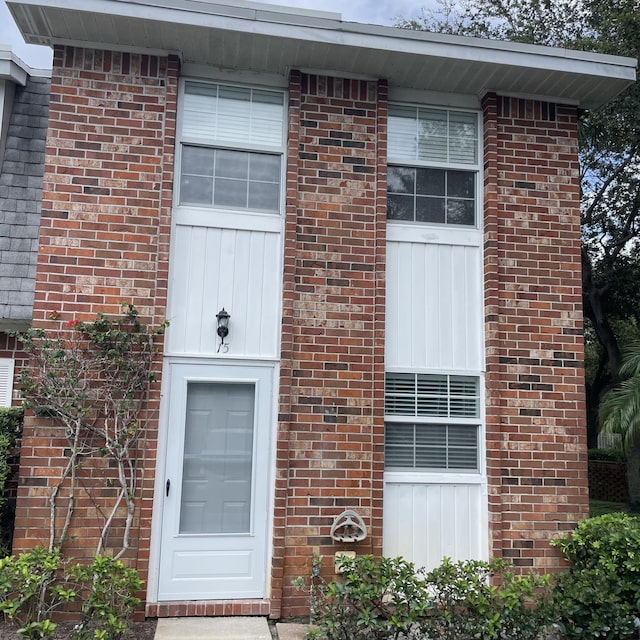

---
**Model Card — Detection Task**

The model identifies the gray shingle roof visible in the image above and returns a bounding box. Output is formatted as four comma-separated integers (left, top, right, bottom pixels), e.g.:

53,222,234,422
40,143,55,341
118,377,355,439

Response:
0,76,50,329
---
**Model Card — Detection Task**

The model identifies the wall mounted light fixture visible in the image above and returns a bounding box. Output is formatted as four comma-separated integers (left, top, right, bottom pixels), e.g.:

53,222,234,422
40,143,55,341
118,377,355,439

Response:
216,308,230,352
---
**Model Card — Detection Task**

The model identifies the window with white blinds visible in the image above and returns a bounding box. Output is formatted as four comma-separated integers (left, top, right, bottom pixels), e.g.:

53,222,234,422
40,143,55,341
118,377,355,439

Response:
385,372,480,471
179,82,285,212
0,358,15,408
389,106,478,165
387,104,479,227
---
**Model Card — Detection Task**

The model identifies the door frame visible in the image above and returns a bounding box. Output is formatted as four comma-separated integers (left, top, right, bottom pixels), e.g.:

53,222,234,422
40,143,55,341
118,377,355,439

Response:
147,356,279,603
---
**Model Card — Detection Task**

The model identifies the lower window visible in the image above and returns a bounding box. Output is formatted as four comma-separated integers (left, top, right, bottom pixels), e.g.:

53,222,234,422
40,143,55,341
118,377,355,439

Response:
384,372,481,472
385,422,478,471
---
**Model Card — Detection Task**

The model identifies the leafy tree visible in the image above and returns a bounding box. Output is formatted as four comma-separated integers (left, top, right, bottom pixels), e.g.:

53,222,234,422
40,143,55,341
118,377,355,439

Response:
397,0,640,447
600,342,640,506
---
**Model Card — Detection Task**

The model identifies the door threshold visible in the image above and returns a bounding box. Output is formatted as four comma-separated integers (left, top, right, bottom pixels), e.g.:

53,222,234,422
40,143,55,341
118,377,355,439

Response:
146,599,271,618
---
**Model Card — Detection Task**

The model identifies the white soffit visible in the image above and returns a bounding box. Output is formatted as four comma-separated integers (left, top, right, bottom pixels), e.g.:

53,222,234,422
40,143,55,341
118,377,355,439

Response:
7,0,637,109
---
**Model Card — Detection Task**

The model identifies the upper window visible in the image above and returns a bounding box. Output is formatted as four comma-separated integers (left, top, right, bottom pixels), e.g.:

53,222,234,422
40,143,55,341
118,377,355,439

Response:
179,82,285,213
387,105,479,227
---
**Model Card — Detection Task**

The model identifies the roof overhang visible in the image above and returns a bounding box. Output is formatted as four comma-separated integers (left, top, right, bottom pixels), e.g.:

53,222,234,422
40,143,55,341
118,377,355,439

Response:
7,0,637,109
0,45,30,85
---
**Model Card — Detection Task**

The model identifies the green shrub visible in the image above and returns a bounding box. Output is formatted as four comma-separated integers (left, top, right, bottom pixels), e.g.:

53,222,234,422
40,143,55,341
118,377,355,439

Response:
0,549,141,640
551,512,640,639
302,555,554,640
306,554,431,640
0,547,74,639
588,447,626,463
0,407,23,556
67,555,141,640
420,557,553,640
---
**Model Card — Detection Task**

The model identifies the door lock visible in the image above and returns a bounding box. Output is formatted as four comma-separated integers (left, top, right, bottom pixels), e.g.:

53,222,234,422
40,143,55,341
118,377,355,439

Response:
166,479,171,497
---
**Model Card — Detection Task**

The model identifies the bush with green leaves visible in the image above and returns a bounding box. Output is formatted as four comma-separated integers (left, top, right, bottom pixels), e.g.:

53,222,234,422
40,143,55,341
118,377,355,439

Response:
0,547,74,639
0,407,23,556
0,548,141,640
303,554,431,640
420,557,554,640
67,555,141,640
551,512,640,639
301,555,555,640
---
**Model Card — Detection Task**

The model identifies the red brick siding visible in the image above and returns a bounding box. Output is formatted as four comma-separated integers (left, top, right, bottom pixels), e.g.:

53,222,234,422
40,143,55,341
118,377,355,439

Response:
13,44,178,587
11,47,589,615
273,73,387,618
483,95,588,570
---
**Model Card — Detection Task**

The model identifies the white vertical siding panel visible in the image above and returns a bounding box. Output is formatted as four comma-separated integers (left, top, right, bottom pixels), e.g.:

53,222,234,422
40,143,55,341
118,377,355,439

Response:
229,229,251,354
467,246,484,370
410,245,425,368
168,225,280,358
244,233,266,355
184,227,208,354
384,482,484,570
386,241,482,371
201,227,224,353
396,245,414,367
260,233,281,355
385,244,401,364
167,226,193,351
450,248,467,369
437,245,454,370
423,246,440,370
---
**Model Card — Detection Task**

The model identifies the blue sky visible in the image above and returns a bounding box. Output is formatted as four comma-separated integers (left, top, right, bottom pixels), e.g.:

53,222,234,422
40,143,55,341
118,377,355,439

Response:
1,0,435,69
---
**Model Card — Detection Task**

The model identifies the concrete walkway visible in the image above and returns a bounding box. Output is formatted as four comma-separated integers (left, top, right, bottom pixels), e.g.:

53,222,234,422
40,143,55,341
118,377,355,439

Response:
154,617,308,640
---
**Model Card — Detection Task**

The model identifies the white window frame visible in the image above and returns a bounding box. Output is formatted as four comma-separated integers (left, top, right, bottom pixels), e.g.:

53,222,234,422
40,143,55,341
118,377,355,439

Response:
384,370,486,485
387,102,482,233
384,371,483,477
174,78,287,233
0,357,15,407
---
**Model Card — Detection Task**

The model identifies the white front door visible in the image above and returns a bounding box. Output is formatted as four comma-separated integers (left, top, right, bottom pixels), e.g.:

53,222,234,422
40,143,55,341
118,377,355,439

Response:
158,362,273,600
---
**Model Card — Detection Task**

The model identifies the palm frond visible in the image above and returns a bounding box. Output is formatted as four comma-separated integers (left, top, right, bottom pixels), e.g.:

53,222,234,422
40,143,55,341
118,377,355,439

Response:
600,344,640,451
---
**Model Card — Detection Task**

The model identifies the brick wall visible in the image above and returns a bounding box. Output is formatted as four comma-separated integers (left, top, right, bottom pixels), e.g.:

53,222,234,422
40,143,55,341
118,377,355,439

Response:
273,72,388,618
12,44,178,584
483,94,588,570
11,49,589,615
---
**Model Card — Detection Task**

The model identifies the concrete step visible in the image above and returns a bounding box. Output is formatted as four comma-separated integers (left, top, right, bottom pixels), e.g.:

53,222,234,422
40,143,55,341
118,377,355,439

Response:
153,617,310,640
154,617,273,640
275,622,309,640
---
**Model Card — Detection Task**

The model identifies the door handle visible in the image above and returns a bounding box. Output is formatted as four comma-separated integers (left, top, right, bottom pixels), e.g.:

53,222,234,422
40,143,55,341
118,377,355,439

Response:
166,479,170,497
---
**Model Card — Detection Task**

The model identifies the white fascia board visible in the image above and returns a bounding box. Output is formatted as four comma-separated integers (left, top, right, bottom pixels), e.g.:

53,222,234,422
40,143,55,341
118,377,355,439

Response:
8,0,637,87
0,45,30,85
110,0,341,22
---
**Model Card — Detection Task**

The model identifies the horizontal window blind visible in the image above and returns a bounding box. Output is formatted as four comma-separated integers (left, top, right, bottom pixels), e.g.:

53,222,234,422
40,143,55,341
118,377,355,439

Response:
388,105,478,165
0,358,15,408
385,422,478,470
183,82,285,149
384,372,480,471
385,373,480,418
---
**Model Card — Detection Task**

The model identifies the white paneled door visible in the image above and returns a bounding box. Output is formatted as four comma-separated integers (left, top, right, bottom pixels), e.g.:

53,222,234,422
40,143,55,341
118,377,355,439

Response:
158,362,273,600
